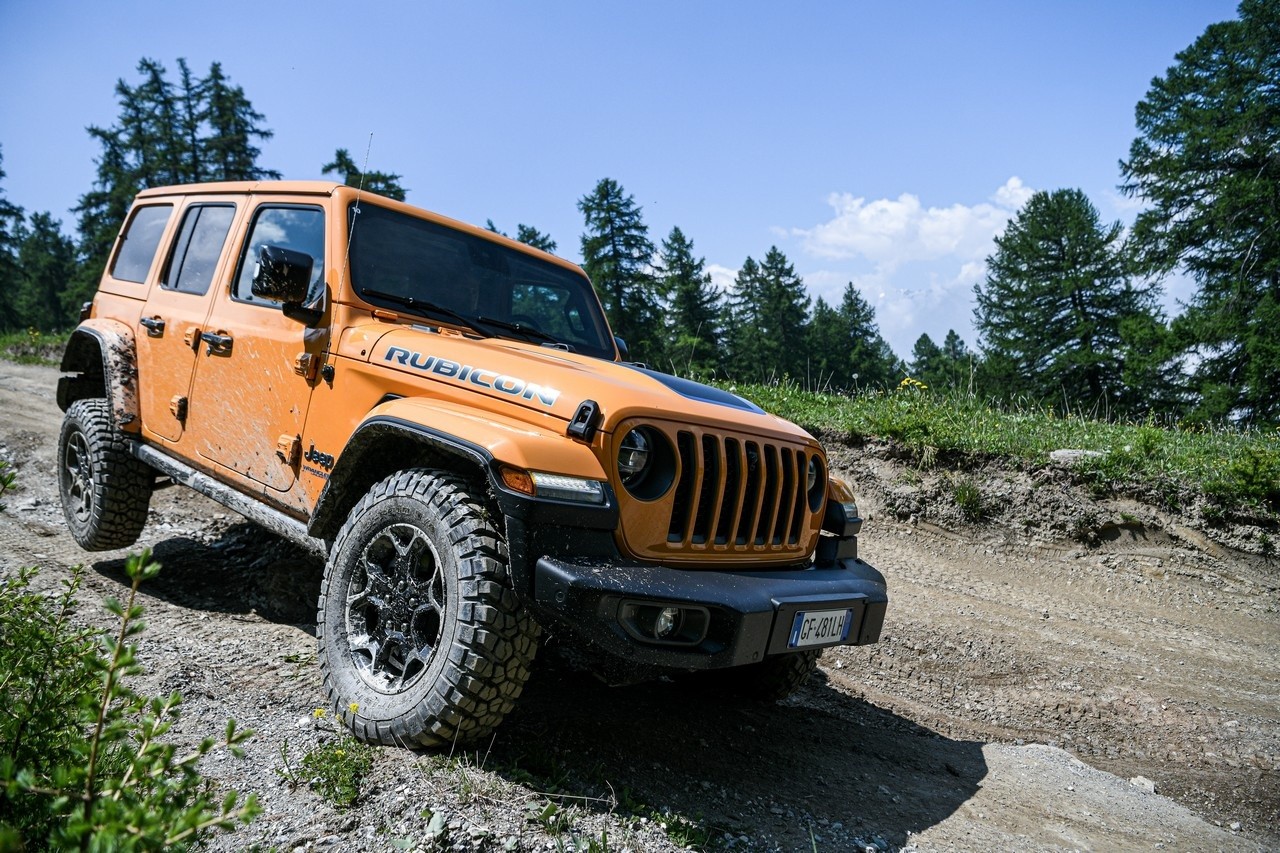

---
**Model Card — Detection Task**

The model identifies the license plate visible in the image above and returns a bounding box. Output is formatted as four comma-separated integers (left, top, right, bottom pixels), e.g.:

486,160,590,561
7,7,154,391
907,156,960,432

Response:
788,608,853,649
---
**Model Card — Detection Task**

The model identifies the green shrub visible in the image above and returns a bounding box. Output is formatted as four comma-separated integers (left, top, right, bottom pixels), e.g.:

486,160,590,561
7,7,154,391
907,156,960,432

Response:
297,730,375,809
951,476,986,521
0,544,259,849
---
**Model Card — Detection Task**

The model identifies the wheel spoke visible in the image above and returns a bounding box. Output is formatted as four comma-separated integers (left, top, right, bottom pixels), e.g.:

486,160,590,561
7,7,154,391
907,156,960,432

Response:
346,522,446,693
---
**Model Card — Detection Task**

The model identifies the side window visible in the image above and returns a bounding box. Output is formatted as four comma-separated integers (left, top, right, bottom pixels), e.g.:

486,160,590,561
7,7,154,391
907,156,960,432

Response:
109,205,173,283
162,204,236,296
233,206,325,306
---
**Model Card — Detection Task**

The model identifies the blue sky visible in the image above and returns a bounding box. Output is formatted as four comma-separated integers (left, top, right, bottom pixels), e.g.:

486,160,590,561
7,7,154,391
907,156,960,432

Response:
0,1,1239,359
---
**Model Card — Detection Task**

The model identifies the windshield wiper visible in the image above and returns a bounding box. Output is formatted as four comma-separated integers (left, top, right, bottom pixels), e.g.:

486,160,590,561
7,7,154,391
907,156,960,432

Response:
475,316,573,350
361,288,490,338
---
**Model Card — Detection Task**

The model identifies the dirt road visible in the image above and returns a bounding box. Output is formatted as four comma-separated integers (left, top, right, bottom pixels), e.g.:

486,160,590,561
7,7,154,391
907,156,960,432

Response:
1,360,1275,851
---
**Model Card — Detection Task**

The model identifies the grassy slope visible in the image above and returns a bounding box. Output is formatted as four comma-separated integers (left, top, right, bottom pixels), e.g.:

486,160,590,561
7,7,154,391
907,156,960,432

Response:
733,382,1280,518
0,330,70,366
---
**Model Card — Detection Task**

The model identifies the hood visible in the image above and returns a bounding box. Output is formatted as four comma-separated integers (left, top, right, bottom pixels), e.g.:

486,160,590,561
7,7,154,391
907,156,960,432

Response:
352,323,814,443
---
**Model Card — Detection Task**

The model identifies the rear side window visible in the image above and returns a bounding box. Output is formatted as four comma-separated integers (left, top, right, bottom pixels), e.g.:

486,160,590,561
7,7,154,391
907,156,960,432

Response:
162,204,236,295
110,205,173,283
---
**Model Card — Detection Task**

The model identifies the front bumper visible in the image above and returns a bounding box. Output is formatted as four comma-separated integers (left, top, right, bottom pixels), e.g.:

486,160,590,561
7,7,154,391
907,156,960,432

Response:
532,555,888,670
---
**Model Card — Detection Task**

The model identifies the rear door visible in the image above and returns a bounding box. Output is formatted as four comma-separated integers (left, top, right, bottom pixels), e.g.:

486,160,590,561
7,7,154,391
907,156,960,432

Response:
182,199,327,505
134,200,238,443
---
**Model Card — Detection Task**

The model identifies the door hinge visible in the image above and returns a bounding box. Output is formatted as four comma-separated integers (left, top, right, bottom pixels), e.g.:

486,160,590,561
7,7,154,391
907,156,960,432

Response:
293,353,318,380
276,434,301,466
169,395,188,422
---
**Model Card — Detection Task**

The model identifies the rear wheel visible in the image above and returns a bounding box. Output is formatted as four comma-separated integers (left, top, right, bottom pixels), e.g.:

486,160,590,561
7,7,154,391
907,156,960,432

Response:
317,469,539,747
57,398,153,550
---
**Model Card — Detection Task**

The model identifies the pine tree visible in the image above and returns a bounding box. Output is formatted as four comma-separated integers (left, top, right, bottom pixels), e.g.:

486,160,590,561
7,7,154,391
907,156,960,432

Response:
759,247,811,379
578,178,663,364
15,213,78,331
723,256,767,378
807,283,897,391
1120,0,1280,423
321,148,406,200
514,225,556,253
75,58,279,295
939,330,973,391
909,334,944,386
485,220,557,253
203,62,280,182
806,297,845,390
0,147,25,330
974,188,1158,415
659,226,721,379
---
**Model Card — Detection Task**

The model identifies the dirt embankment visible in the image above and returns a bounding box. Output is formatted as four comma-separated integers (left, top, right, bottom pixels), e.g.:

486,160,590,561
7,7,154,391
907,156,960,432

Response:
1,360,1275,851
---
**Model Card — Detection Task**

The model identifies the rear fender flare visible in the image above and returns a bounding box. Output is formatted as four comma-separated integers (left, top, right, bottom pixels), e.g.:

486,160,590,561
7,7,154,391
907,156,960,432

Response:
58,320,141,432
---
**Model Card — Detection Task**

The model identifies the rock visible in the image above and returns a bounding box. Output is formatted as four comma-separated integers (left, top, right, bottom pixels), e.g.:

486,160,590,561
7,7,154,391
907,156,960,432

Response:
1129,775,1157,794
1050,449,1105,465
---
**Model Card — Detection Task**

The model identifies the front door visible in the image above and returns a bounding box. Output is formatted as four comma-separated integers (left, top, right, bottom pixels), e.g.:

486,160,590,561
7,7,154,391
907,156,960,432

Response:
182,201,327,505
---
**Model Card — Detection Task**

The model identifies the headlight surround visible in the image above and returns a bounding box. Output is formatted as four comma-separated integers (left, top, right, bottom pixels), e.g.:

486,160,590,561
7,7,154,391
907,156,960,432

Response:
617,426,676,500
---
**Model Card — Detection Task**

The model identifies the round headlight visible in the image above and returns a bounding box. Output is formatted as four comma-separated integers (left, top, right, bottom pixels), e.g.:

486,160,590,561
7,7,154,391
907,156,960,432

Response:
806,455,826,511
619,428,651,485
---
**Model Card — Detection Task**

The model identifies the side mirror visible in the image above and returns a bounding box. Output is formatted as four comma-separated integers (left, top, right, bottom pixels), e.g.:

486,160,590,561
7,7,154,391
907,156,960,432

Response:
614,335,630,362
252,245,313,304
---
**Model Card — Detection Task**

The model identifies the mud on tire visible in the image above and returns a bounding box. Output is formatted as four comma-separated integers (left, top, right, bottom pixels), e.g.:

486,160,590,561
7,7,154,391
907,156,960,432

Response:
57,398,154,551
317,469,540,747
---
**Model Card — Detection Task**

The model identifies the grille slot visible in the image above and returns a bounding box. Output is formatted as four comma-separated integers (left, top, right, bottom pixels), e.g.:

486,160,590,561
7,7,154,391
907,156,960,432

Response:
664,429,813,553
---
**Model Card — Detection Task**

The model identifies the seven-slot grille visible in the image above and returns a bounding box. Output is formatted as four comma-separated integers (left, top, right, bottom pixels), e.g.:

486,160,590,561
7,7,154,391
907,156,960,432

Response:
665,428,815,554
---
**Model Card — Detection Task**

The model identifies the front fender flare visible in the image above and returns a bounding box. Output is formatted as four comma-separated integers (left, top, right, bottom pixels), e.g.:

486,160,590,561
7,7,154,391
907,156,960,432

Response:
307,396,613,542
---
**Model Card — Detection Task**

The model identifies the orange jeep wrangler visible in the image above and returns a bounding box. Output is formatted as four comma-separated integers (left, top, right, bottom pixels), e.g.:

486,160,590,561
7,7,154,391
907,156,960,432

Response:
57,181,887,746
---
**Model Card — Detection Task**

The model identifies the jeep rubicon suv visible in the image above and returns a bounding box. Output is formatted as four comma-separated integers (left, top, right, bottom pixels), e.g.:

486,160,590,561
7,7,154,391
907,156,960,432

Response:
57,181,887,747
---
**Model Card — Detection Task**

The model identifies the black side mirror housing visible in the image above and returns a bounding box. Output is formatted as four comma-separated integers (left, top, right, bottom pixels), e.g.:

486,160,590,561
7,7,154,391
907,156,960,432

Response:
252,245,313,304
614,335,630,362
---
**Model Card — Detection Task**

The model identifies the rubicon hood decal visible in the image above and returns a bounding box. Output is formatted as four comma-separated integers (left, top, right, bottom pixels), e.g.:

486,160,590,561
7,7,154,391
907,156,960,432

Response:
384,346,561,407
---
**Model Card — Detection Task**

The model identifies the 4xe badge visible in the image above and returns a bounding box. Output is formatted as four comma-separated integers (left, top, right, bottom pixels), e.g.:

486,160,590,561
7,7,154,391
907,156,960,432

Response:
304,443,335,470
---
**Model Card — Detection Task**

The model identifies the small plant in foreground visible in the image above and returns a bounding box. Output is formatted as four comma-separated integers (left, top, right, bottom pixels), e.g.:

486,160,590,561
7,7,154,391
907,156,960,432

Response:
298,729,375,809
0,547,259,849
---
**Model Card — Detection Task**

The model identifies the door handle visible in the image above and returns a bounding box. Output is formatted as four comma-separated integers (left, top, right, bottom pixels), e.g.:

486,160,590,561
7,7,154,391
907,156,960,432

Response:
139,316,165,336
199,331,233,356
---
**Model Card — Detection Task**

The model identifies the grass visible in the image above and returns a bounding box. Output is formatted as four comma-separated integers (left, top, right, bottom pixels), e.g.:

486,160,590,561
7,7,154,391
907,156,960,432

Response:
0,328,71,365
730,380,1280,514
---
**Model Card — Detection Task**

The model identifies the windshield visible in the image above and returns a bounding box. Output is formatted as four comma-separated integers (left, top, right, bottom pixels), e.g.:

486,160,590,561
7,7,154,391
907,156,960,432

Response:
347,202,615,359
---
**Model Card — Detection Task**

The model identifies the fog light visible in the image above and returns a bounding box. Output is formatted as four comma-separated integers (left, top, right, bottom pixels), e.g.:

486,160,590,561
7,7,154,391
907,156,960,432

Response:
617,601,710,646
654,606,680,639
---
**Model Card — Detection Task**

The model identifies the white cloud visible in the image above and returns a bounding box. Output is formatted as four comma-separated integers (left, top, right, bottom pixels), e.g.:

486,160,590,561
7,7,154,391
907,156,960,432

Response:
779,178,1035,358
706,263,738,292
793,177,1032,269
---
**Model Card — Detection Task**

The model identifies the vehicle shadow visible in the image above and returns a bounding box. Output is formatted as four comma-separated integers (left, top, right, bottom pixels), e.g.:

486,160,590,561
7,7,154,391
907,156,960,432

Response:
91,522,324,629
486,660,986,850
92,526,984,849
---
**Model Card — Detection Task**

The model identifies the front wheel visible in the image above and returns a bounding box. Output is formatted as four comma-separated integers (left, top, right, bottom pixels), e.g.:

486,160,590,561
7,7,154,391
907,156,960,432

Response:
57,398,154,550
317,469,539,747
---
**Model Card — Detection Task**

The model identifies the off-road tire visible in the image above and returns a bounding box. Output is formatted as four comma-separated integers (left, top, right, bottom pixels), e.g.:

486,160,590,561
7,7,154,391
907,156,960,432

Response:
57,398,154,551
701,649,820,702
317,469,539,747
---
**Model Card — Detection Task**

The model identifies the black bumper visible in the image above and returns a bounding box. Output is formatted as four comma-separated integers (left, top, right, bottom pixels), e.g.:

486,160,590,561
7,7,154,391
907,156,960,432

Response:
532,556,888,670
